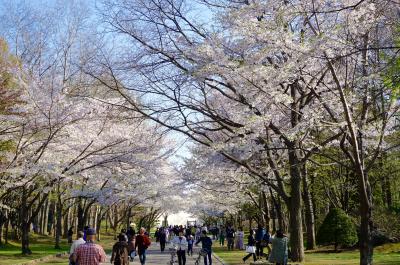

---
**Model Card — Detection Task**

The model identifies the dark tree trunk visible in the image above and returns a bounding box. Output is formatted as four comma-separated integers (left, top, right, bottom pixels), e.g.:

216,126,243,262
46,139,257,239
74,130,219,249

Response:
270,188,285,231
20,188,32,254
287,145,305,262
302,166,316,250
359,175,373,265
0,219,3,245
262,191,270,229
21,222,31,255
77,200,84,231
4,217,9,244
63,208,69,238
42,198,49,235
55,193,62,249
96,208,103,241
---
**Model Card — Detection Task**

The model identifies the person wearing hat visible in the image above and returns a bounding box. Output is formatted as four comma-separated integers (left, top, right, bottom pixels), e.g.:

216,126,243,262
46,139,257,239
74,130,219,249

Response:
127,224,136,240
72,228,107,265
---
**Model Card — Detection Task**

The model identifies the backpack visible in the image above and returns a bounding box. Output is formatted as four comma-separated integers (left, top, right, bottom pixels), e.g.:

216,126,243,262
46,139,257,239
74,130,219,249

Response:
143,236,151,248
113,243,125,264
261,233,270,247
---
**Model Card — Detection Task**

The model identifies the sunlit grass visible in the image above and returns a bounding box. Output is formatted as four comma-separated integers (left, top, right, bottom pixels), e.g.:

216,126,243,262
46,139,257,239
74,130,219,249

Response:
213,242,400,265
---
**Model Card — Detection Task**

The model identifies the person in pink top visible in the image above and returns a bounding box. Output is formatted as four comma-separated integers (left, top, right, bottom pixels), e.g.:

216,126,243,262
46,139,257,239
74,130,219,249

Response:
72,228,107,265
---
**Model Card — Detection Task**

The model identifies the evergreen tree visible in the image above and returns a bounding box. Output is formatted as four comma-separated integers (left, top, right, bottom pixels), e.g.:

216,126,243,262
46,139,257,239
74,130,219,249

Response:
317,208,358,251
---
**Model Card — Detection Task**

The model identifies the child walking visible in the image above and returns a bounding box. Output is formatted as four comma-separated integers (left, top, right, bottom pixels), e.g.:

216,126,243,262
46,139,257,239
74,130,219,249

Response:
187,235,194,256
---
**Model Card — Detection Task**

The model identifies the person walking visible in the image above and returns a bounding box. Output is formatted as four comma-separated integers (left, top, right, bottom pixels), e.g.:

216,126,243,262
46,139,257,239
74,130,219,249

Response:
159,227,167,252
195,227,201,241
120,229,129,242
242,230,256,263
72,228,107,265
226,225,235,250
68,227,74,244
171,230,187,265
268,230,289,265
135,227,151,265
218,226,226,246
262,228,272,259
154,228,160,243
195,230,213,265
111,233,130,265
69,231,85,265
187,235,194,256
235,227,245,250
165,227,170,242
127,235,135,261
127,224,136,239
255,225,265,259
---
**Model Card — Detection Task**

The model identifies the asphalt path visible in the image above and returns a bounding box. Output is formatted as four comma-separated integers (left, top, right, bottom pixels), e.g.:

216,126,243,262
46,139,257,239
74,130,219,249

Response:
101,241,224,265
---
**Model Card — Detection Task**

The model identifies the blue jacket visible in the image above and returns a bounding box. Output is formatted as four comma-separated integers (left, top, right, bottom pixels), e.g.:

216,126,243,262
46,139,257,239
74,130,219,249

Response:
255,228,265,241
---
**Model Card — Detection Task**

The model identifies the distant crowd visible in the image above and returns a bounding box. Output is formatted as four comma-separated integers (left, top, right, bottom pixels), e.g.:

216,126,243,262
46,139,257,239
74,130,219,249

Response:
67,223,288,265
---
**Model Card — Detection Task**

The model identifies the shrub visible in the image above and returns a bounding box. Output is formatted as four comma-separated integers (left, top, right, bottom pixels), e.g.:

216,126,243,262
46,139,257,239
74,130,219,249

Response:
317,208,358,250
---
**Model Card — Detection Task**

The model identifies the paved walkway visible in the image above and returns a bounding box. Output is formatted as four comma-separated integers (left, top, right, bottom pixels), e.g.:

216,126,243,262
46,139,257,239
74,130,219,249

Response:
102,242,224,265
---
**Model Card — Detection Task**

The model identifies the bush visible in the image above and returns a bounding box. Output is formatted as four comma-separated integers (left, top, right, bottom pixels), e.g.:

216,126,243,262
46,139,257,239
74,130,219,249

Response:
317,208,358,250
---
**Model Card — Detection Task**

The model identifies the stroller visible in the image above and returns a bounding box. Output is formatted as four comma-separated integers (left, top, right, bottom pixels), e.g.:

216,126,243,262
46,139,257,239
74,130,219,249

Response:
168,247,177,265
194,249,209,265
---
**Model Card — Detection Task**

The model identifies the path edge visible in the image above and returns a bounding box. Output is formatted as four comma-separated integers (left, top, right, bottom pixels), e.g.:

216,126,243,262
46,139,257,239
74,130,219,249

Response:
18,251,69,265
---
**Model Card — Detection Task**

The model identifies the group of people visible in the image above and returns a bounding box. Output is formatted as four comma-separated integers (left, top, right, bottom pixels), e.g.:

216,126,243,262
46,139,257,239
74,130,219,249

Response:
68,223,288,265
242,225,289,265
216,225,245,250
69,225,151,265
154,224,214,265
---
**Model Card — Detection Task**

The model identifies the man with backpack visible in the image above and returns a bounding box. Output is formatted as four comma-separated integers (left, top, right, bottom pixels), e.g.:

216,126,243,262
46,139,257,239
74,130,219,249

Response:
111,233,130,265
135,227,151,265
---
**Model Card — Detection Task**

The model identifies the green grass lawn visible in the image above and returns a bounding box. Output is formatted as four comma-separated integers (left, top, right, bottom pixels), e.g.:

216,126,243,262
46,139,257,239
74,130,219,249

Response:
0,231,117,265
213,242,400,265
1,233,399,265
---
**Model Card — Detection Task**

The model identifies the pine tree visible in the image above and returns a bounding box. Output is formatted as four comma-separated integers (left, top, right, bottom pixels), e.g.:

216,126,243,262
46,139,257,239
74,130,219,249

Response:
317,208,358,251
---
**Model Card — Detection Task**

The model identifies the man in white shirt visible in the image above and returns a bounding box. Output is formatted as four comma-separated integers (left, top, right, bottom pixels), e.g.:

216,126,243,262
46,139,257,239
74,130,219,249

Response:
69,231,85,265
171,231,187,265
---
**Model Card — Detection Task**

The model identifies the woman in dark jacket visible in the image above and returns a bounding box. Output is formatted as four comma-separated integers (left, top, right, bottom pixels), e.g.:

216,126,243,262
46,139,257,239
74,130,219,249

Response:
242,230,257,263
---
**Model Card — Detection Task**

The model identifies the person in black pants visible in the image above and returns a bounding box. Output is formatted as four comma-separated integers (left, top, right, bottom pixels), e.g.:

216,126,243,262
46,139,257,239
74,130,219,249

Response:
243,230,256,263
195,230,213,265
159,228,167,252
172,231,187,265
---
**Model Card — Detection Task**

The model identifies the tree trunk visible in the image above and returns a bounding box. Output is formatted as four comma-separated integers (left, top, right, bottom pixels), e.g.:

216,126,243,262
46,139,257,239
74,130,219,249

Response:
287,146,305,262
359,174,373,265
43,199,49,235
4,215,9,244
270,188,284,231
63,207,70,238
248,217,252,232
20,188,32,254
302,166,316,250
262,191,271,229
77,200,84,231
96,208,102,241
0,219,3,245
55,193,62,249
21,222,31,255
126,207,132,230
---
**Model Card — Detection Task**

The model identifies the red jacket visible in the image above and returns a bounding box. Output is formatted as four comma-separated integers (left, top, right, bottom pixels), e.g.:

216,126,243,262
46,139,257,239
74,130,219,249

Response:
136,234,151,252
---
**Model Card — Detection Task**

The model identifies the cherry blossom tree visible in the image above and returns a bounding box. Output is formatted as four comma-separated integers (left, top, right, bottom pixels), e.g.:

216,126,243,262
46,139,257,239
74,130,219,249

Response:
91,1,400,263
